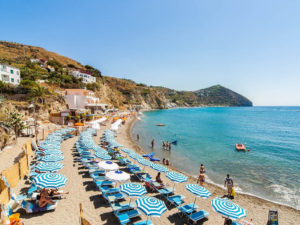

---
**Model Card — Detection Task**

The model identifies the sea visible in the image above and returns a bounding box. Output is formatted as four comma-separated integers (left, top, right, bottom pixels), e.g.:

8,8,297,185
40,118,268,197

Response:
131,107,300,209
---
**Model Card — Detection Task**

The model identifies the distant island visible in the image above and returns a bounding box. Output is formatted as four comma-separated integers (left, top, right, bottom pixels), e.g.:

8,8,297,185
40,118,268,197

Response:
0,41,252,110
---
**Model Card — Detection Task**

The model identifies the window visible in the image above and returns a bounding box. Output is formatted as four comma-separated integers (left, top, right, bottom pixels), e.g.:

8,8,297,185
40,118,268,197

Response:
16,71,20,75
10,69,14,74
17,79,19,83
11,78,14,82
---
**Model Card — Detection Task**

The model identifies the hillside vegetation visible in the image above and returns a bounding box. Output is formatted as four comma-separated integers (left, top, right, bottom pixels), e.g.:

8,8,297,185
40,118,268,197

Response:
0,41,252,109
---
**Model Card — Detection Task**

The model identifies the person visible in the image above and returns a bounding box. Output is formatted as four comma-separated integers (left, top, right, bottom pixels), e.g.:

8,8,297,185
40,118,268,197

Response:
200,164,206,173
165,159,170,166
137,134,139,141
162,141,165,149
38,189,55,208
224,218,232,225
197,171,205,186
169,143,172,151
224,174,234,197
151,139,154,148
156,172,163,184
162,158,166,165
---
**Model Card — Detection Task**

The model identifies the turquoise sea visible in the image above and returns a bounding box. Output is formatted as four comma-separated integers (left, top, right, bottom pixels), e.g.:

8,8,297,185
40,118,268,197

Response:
131,107,300,209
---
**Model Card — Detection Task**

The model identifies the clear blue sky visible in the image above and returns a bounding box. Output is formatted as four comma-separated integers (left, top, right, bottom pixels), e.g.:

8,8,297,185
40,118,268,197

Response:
1,0,300,106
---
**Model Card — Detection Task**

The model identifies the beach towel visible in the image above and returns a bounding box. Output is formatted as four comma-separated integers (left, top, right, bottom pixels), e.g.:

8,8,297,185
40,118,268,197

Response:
232,187,236,197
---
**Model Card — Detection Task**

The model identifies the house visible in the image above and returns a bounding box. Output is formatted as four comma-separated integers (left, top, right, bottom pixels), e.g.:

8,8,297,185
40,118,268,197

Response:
69,70,96,83
0,64,21,85
64,89,107,114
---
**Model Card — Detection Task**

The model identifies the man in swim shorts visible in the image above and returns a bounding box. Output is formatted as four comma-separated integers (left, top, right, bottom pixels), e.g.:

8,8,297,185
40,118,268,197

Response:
224,174,234,197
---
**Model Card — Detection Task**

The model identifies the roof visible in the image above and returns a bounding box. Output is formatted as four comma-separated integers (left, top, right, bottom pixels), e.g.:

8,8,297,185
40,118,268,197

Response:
65,89,88,96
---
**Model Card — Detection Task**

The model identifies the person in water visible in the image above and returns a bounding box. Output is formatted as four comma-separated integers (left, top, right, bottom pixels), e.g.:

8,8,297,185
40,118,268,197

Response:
137,134,139,141
162,158,166,165
165,159,170,166
224,174,234,197
151,139,155,148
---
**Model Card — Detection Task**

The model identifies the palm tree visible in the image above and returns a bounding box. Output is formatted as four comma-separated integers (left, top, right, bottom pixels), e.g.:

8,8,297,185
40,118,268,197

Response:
30,85,49,104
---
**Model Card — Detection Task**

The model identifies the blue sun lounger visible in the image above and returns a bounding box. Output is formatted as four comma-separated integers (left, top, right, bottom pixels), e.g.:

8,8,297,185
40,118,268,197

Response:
115,209,141,224
187,210,209,225
21,200,58,213
166,195,185,206
177,203,199,217
133,220,153,225
110,202,136,212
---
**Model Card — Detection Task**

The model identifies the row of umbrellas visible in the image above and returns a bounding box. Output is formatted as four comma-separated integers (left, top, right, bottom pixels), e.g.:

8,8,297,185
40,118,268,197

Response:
32,128,74,189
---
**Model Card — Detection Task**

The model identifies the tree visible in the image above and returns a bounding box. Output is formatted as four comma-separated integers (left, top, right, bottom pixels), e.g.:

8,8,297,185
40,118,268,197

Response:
86,82,100,91
4,109,27,139
30,85,49,104
84,65,102,77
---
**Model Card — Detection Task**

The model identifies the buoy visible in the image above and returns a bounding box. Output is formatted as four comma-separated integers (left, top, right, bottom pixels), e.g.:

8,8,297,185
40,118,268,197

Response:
247,149,250,152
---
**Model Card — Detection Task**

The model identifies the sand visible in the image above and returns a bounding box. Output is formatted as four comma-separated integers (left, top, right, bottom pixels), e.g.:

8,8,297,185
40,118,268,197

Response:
11,116,300,225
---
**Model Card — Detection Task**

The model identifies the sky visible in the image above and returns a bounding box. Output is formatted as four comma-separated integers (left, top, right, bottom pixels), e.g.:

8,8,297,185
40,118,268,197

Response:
1,0,300,106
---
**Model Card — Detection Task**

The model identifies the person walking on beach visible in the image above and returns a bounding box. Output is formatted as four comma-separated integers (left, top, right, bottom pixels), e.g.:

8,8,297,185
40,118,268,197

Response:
224,174,234,198
137,134,139,141
200,164,206,174
151,139,154,148
197,171,205,186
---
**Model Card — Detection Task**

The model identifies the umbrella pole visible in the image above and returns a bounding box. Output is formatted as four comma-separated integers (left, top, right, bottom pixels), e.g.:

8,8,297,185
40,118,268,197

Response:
192,197,197,210
146,216,149,225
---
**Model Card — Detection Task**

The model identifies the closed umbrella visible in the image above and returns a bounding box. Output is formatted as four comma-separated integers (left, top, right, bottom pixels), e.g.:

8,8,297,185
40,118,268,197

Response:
94,152,112,160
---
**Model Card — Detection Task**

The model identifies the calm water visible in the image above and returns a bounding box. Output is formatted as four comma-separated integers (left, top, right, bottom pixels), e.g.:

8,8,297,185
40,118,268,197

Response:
131,107,300,209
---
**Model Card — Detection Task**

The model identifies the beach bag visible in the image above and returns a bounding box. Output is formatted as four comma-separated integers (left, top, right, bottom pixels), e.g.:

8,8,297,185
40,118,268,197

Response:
231,187,236,197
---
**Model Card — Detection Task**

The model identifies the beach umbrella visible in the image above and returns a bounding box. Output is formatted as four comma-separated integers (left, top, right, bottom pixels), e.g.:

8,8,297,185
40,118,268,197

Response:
137,158,152,168
150,163,168,173
120,183,147,204
106,170,130,182
33,173,67,189
186,184,211,209
35,162,64,172
166,171,187,191
136,196,167,224
40,150,62,155
94,152,112,160
40,155,65,162
121,148,133,154
98,161,119,171
211,197,247,220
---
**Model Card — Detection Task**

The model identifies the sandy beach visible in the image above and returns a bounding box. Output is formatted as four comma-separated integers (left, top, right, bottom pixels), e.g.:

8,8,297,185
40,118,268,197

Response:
12,116,300,225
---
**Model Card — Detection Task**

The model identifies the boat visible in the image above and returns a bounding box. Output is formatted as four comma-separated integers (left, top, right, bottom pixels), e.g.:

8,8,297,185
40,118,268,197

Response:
171,140,178,145
235,144,246,151
156,124,165,126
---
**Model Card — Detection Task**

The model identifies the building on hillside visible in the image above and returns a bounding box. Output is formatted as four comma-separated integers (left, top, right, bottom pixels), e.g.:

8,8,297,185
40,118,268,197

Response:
69,70,96,83
0,64,21,85
64,89,107,114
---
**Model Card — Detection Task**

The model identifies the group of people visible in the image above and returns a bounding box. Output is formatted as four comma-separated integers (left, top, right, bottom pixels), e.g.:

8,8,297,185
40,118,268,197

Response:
36,188,68,208
162,141,172,150
162,158,171,166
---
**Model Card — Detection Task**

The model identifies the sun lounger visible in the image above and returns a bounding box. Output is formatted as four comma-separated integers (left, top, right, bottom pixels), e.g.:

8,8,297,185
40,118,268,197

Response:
177,203,199,217
186,210,209,224
110,202,136,212
133,220,153,225
116,213,130,225
232,221,242,225
157,187,174,196
103,192,125,203
115,209,141,220
166,195,185,206
21,200,58,213
95,180,115,187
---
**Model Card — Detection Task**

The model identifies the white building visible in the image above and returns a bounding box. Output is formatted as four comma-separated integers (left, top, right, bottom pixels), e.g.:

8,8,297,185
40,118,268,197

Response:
0,64,21,85
70,70,96,83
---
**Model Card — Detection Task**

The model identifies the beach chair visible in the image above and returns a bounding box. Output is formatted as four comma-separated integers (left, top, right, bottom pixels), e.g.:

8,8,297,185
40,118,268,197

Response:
186,210,209,225
177,203,199,217
232,221,242,225
136,172,152,182
110,202,136,212
20,200,58,213
115,209,141,221
166,195,185,206
116,213,130,225
157,187,174,196
103,192,125,203
133,220,153,225
95,180,115,187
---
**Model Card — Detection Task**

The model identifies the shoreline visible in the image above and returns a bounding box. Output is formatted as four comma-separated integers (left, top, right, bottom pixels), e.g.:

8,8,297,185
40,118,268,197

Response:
125,114,300,217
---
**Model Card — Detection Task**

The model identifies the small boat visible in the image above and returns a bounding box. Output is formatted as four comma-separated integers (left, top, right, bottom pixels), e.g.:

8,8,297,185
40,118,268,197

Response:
235,144,246,151
156,124,166,126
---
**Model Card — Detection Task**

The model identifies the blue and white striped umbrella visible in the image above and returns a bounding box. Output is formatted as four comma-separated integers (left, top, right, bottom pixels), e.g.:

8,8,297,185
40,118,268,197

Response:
40,155,65,162
150,163,168,173
136,196,167,217
94,152,112,160
33,173,67,189
166,172,187,183
137,158,152,167
186,184,211,199
41,150,62,155
121,148,132,154
120,183,147,197
212,197,247,220
35,162,64,172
